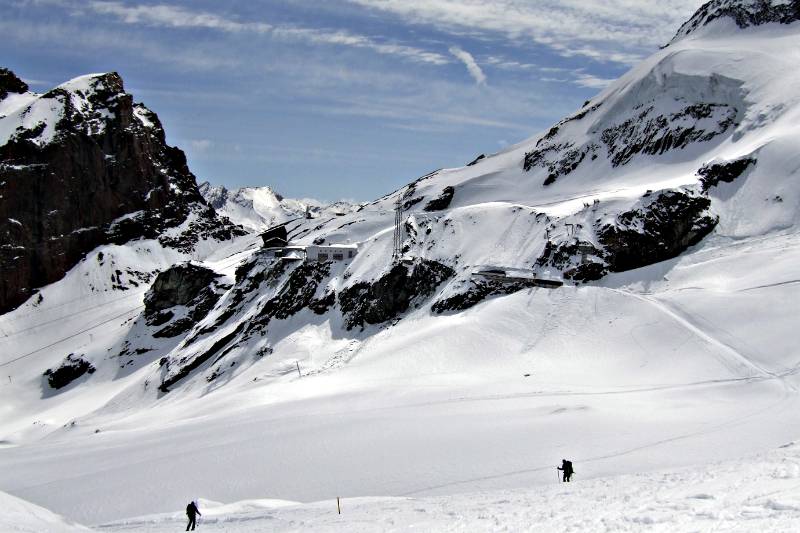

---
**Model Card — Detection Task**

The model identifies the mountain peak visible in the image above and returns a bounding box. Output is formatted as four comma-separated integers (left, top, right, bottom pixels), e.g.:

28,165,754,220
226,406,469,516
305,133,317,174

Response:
671,0,800,43
53,71,124,98
0,68,29,101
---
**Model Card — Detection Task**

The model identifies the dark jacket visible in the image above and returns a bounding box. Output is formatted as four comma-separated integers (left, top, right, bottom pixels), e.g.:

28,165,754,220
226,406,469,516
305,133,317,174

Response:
186,502,201,518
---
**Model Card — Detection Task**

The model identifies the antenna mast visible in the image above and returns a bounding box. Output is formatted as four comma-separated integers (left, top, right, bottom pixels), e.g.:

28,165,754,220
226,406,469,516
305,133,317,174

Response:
392,196,403,260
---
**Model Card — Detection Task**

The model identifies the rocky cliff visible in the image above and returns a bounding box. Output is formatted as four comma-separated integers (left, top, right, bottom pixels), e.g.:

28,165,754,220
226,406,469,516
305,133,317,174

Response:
0,68,244,313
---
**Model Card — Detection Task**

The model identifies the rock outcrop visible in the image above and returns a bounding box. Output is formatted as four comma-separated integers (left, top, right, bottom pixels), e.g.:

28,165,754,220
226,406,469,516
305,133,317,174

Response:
144,263,225,339
0,68,28,100
672,0,800,43
598,190,718,272
43,353,96,390
698,157,756,191
339,259,454,330
424,186,455,212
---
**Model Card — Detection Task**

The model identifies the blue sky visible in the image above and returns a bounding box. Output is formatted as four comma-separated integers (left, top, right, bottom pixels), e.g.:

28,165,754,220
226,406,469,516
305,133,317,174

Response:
3,0,703,201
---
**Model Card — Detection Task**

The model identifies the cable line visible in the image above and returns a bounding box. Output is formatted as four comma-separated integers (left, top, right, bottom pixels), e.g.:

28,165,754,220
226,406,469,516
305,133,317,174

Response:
1,290,148,337
0,305,144,368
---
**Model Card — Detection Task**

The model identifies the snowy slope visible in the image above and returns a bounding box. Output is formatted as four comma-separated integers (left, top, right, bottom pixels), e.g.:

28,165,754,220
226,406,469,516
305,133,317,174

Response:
199,182,360,233
91,440,800,532
0,490,88,532
7,439,800,532
1,0,800,528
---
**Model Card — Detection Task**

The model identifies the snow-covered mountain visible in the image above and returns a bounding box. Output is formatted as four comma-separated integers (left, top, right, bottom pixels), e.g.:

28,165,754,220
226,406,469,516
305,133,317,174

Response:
198,182,360,233
2,0,800,527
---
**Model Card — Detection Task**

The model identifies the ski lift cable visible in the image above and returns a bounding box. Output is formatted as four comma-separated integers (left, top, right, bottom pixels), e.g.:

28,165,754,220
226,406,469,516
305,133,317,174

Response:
0,289,149,326
0,290,149,338
1,251,249,326
0,305,144,368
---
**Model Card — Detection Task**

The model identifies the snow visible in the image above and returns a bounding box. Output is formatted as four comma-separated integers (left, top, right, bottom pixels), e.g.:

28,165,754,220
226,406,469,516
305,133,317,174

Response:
88,440,800,532
7,441,800,531
0,490,88,532
0,73,128,148
2,3,800,531
132,105,153,128
2,230,799,526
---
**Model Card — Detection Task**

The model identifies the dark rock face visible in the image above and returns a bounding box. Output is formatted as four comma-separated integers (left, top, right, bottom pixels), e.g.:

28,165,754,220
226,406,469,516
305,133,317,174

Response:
255,261,332,323
43,353,95,390
522,103,605,185
598,191,718,272
339,259,454,330
524,94,738,186
159,259,333,391
432,277,538,313
145,263,221,313
600,104,737,168
0,69,244,314
159,322,245,393
424,186,455,211
698,157,756,191
144,263,223,338
535,240,607,282
467,154,485,166
0,68,28,100
524,142,597,186
673,0,800,42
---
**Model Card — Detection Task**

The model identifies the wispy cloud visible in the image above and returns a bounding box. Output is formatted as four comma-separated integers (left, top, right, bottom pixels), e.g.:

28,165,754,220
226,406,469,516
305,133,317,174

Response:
573,72,616,89
0,18,243,71
345,0,705,65
84,1,449,65
271,27,449,65
89,1,272,32
448,46,487,85
484,56,538,71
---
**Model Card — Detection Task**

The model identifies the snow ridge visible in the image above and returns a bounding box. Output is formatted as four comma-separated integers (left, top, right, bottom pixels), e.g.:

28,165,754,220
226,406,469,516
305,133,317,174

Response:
671,0,800,42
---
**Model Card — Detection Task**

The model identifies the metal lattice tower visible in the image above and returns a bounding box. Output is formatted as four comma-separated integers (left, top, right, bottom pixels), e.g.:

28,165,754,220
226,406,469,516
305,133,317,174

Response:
392,196,403,260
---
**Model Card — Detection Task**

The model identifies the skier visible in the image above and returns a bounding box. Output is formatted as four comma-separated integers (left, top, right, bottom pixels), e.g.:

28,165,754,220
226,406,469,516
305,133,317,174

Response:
557,459,574,482
186,500,201,531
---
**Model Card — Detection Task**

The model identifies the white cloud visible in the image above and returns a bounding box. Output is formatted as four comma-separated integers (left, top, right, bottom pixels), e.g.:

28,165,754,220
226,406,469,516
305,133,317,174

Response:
0,18,241,71
85,1,449,65
448,46,487,85
573,72,616,89
90,1,272,33
345,0,705,65
271,27,449,65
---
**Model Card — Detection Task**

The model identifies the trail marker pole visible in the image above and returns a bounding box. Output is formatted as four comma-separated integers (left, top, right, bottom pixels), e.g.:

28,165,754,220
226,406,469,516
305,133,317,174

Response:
296,361,301,378
337,497,341,515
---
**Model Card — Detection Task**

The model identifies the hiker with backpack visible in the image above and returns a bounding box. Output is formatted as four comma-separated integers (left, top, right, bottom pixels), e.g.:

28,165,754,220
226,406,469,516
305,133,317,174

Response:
186,500,201,531
557,459,574,482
